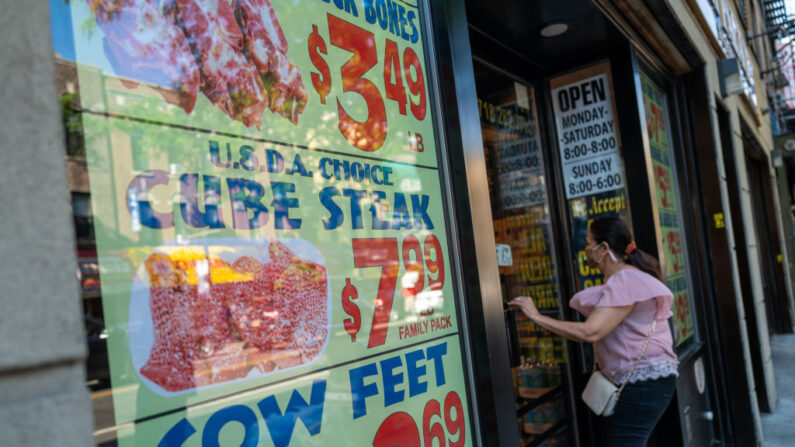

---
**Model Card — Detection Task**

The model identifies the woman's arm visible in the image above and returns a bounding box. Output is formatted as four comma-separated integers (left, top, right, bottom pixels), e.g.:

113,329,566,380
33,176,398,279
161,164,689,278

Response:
509,296,634,343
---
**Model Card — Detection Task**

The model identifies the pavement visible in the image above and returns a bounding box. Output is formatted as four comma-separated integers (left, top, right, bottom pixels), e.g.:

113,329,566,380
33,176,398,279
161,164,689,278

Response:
761,332,795,447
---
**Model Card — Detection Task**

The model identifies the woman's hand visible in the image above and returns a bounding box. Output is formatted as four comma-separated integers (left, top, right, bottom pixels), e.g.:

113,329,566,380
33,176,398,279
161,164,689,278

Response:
508,296,540,321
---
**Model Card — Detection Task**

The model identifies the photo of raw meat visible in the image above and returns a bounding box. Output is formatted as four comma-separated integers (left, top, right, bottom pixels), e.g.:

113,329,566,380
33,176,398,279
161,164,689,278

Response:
134,239,329,393
88,0,308,126
163,0,268,128
234,0,309,124
87,0,200,114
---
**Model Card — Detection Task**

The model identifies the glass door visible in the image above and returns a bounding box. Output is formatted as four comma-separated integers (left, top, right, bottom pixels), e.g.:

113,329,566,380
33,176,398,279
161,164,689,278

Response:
474,59,571,447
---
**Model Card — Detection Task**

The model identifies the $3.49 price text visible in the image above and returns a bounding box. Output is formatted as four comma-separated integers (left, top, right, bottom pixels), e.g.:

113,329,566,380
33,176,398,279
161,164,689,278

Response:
309,13,427,152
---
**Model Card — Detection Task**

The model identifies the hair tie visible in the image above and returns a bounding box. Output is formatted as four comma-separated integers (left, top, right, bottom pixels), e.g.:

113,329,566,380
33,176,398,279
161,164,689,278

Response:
625,241,637,255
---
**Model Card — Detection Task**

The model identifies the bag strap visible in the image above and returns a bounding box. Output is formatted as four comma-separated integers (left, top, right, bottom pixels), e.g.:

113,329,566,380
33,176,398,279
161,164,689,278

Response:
616,320,657,395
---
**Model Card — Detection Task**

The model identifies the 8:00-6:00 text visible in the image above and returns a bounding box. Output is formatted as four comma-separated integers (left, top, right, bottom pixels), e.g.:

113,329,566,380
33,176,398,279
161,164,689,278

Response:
568,173,622,196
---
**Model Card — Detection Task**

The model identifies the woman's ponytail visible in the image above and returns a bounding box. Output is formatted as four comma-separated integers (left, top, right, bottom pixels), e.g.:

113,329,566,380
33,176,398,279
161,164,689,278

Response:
625,248,664,282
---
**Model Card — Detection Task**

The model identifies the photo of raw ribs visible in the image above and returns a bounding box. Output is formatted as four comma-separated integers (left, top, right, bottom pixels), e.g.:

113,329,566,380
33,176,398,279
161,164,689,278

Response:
88,0,308,126
139,241,328,392
234,0,308,124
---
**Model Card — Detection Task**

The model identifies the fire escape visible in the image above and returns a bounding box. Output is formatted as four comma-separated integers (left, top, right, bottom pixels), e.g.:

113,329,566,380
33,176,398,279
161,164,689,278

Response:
763,0,795,132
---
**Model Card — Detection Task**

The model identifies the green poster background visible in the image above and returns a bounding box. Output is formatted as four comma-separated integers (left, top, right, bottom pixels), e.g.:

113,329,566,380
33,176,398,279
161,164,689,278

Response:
117,337,470,447
640,72,695,346
69,0,473,444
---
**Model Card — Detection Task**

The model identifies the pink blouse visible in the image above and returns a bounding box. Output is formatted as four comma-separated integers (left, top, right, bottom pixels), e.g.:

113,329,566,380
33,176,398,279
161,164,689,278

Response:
569,269,678,384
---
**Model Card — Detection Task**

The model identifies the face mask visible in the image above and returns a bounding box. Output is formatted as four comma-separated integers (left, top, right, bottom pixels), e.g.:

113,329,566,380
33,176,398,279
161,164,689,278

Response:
587,244,603,269
588,243,617,268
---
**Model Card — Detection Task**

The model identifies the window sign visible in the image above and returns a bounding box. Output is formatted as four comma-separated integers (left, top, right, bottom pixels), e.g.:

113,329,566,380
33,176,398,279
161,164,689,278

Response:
640,71,696,345
478,88,546,210
551,68,624,200
551,63,630,290
67,0,472,445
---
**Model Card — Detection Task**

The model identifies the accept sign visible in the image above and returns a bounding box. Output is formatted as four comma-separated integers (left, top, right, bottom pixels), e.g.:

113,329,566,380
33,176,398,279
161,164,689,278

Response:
69,0,472,445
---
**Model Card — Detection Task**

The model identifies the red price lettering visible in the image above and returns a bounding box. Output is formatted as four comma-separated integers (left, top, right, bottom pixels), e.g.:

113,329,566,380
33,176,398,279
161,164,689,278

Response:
353,238,400,348
374,392,466,447
348,235,446,348
423,399,445,447
308,15,428,152
444,391,466,447
424,235,444,290
402,235,424,298
328,14,387,151
403,47,426,121
373,412,421,447
384,39,407,116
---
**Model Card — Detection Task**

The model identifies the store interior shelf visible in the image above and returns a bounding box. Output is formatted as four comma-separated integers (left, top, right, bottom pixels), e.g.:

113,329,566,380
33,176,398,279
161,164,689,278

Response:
523,419,566,447
516,384,562,417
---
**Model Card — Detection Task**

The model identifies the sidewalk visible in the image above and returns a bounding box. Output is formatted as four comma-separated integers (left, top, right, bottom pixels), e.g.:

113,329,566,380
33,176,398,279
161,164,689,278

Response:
761,332,795,446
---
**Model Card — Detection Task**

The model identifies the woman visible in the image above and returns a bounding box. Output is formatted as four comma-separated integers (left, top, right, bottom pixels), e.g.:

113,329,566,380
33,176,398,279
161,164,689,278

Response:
510,217,678,446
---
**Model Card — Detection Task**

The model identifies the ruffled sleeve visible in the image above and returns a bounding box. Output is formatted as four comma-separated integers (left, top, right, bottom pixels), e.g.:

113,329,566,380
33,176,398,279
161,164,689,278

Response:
569,270,674,320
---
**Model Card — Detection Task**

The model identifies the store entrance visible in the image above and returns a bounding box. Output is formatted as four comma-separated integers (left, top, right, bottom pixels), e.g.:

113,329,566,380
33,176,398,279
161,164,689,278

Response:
466,1,628,445
463,0,718,445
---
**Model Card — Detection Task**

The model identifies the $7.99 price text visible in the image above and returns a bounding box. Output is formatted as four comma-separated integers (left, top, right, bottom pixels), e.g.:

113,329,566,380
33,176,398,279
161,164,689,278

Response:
309,14,427,152
342,235,444,348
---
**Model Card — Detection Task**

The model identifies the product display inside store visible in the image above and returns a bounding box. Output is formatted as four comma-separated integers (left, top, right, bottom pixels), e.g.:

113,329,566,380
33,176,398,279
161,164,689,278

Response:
475,59,570,446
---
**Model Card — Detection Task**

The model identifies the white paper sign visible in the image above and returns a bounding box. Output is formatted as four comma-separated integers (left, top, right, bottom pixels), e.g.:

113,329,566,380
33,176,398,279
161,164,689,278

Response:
551,73,625,199
496,244,513,267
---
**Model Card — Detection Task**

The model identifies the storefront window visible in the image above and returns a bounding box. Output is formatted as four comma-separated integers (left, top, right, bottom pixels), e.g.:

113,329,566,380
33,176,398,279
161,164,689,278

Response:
474,59,570,446
639,69,697,347
51,0,475,445
550,62,631,291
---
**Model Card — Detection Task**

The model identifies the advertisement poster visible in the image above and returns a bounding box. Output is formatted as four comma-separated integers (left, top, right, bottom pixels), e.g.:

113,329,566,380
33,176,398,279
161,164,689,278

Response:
550,63,630,290
641,72,695,346
551,64,624,200
68,0,472,445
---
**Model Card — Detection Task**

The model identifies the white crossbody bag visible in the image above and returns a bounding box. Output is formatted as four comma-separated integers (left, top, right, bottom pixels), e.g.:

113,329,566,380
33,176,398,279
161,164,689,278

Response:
581,320,656,416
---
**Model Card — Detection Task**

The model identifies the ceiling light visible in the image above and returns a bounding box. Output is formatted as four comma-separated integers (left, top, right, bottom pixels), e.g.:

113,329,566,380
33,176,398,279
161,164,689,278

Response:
540,23,568,38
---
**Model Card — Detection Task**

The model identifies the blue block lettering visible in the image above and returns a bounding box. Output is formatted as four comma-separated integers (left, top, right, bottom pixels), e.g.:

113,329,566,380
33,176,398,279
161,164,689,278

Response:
391,193,413,229
271,182,301,229
239,145,258,171
287,154,310,177
227,178,269,229
258,380,327,447
411,194,434,229
267,149,284,173
208,141,232,168
180,174,225,229
426,342,448,387
320,187,343,229
349,362,380,419
369,190,390,230
202,405,259,447
380,355,404,407
405,349,428,397
127,170,174,229
158,418,196,447
343,189,368,229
